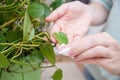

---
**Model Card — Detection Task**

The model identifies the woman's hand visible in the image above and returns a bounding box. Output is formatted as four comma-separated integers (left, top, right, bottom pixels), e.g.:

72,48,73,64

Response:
69,32,120,75
46,1,92,44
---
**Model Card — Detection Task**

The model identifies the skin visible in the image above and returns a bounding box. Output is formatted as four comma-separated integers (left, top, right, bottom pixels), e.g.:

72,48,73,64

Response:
46,1,92,44
46,1,120,75
70,32,120,75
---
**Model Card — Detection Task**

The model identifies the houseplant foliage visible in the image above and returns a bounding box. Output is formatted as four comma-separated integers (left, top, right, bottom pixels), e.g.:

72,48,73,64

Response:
0,0,66,80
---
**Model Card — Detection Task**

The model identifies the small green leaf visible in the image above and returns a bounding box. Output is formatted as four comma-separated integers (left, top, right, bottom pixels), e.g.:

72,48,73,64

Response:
23,10,35,41
40,43,55,65
53,32,68,44
0,53,10,68
51,69,63,80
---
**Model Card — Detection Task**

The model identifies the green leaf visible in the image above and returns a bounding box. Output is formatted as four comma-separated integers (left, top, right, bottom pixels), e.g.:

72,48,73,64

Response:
5,0,14,5
1,28,8,33
6,30,23,43
0,53,10,68
0,34,6,43
53,32,68,45
45,7,51,17
50,0,64,10
51,69,63,80
0,34,7,51
31,0,40,3
23,10,35,41
31,49,44,62
26,49,44,64
40,43,55,65
42,4,51,17
28,2,46,18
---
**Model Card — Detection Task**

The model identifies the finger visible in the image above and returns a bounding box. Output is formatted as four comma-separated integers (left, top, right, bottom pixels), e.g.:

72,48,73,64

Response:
45,4,68,22
68,32,112,56
78,58,112,74
78,57,107,68
78,58,102,64
74,46,112,62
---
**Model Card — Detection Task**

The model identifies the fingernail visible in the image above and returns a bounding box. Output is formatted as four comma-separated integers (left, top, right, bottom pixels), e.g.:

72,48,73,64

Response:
45,16,51,22
73,56,79,61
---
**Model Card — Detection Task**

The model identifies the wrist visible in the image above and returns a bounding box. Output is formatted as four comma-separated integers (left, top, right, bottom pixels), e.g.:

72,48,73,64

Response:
87,2,109,26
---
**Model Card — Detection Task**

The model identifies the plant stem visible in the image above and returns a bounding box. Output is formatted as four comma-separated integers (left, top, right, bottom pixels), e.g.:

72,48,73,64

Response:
0,0,27,12
0,43,39,47
0,18,16,28
11,47,23,60
0,2,16,9
0,46,15,54
0,43,39,54
34,36,46,41
40,65,54,68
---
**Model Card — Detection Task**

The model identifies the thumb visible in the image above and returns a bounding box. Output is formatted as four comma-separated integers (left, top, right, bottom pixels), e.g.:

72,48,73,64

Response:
45,4,67,22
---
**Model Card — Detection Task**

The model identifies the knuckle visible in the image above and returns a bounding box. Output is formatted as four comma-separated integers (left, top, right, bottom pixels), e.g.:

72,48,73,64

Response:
101,32,112,39
101,32,119,47
87,37,97,46
101,32,111,39
111,40,118,47
94,46,103,53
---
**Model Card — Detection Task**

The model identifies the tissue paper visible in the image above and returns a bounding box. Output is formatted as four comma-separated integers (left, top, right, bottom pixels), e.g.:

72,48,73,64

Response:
57,44,71,56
